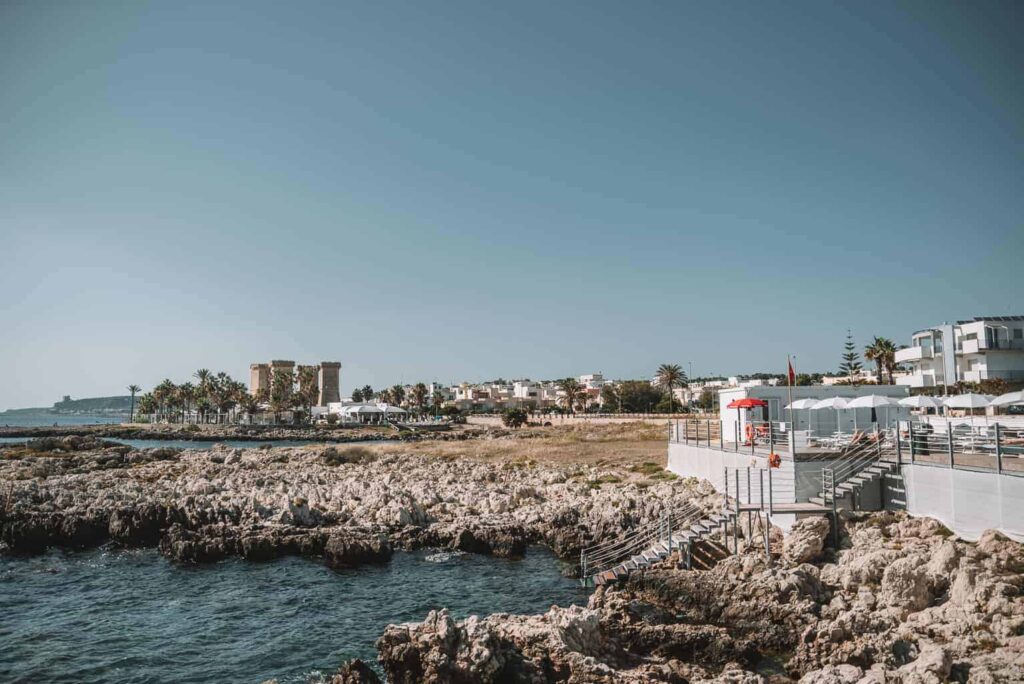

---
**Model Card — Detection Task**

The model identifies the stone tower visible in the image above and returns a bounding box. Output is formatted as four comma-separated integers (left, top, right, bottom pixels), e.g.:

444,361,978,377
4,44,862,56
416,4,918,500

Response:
269,360,296,398
249,364,270,396
318,362,341,405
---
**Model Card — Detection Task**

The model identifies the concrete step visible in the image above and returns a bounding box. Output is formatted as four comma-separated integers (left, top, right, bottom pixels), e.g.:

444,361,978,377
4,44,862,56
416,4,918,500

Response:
808,496,826,506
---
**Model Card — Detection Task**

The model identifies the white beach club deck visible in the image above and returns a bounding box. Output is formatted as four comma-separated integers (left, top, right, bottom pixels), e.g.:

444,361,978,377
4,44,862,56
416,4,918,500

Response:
668,417,1024,543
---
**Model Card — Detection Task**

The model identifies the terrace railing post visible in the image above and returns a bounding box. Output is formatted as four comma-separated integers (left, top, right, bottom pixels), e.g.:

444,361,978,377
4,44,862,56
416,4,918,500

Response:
746,467,751,505
759,469,764,510
948,427,955,468
768,466,774,515
734,469,740,511
732,510,739,555
734,422,739,452
768,421,774,453
908,422,916,464
896,424,903,466
666,510,673,562
995,424,1002,474
719,420,724,451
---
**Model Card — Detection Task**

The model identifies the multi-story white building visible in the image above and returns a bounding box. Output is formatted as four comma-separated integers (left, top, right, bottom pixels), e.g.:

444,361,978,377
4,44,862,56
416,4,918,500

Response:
895,316,1024,389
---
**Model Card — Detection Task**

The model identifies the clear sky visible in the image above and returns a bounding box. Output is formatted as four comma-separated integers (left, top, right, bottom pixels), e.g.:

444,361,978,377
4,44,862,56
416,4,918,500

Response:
1,1,1021,409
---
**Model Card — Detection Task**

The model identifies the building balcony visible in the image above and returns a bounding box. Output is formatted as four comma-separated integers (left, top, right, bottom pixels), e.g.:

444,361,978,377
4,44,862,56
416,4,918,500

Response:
895,346,933,363
960,339,982,355
896,373,936,388
958,339,1024,355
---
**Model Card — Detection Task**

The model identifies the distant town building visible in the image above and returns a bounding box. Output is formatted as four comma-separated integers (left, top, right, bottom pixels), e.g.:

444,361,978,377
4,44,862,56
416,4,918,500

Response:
895,316,1024,389
249,360,341,406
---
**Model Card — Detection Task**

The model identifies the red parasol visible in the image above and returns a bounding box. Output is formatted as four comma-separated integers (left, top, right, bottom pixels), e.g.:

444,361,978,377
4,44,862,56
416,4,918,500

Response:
726,398,768,409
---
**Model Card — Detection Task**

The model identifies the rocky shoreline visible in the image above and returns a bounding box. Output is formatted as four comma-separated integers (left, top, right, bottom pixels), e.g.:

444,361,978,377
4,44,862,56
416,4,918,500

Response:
348,515,1024,683
0,435,710,566
0,422,477,443
3,436,1021,682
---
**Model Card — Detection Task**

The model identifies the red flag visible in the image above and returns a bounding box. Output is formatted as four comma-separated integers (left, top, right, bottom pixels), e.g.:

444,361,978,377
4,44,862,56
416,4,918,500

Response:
788,358,796,386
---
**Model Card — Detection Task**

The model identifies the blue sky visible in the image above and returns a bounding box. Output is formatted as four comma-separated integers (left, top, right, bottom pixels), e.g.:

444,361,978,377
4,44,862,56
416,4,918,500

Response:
1,1,1021,408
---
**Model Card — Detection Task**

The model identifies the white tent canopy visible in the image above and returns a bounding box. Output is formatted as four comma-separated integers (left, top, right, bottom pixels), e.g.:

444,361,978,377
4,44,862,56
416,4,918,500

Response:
845,395,900,409
342,404,383,414
811,397,849,410
943,393,993,409
898,395,943,409
785,398,820,409
990,391,1024,408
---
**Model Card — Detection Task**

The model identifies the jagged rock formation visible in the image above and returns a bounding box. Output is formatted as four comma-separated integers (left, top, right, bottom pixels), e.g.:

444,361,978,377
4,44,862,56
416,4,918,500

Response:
365,514,1024,682
0,441,712,570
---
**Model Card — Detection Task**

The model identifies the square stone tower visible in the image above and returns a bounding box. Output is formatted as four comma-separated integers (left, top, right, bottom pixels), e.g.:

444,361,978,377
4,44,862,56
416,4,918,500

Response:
249,364,270,396
318,362,341,405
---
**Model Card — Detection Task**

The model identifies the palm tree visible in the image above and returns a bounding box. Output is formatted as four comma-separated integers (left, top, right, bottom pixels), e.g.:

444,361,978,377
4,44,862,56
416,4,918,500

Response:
654,364,687,412
127,384,141,423
390,384,406,406
361,385,374,401
411,383,428,411
178,382,196,423
136,393,157,418
556,378,586,414
864,337,898,384
296,366,319,422
269,368,294,423
153,379,177,422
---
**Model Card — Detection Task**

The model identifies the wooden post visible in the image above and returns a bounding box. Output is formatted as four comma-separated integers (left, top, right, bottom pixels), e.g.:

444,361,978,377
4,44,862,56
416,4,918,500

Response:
768,421,774,453
734,421,739,452
719,420,724,451
768,465,774,515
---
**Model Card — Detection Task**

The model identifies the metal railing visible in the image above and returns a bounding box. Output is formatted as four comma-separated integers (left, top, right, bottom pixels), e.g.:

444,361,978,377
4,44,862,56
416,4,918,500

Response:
580,502,706,580
672,419,793,454
899,422,1024,475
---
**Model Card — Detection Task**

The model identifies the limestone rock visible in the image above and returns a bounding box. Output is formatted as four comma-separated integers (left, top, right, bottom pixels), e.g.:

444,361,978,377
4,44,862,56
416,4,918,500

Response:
784,516,831,565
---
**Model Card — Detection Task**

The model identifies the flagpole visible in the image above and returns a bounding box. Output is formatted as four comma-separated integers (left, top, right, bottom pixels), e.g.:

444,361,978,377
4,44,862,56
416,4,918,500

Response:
787,355,795,439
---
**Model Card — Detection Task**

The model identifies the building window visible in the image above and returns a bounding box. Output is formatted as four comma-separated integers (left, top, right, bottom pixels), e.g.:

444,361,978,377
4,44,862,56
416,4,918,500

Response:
1015,328,1023,340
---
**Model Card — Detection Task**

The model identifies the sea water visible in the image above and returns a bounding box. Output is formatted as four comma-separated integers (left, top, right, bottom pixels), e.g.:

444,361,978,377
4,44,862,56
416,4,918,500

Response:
0,546,587,683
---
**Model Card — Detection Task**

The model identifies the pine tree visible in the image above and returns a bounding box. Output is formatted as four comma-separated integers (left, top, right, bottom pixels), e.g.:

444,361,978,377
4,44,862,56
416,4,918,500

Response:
839,330,863,383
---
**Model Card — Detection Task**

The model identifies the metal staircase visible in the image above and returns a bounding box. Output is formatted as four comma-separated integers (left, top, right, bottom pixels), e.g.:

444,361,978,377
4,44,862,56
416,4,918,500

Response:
808,428,898,509
579,502,732,586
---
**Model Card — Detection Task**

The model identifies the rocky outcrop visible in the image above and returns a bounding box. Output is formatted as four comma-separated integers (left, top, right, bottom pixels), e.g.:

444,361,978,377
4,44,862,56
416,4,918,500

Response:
367,512,1024,683
0,441,711,571
783,516,831,565
329,659,382,683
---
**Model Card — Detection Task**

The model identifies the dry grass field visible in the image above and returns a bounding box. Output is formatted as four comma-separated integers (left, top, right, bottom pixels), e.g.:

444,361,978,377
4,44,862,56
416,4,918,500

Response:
374,421,672,479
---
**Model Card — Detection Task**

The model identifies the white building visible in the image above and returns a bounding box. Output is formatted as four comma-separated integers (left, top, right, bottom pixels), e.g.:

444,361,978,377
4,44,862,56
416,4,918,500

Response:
717,384,909,445
895,316,1024,389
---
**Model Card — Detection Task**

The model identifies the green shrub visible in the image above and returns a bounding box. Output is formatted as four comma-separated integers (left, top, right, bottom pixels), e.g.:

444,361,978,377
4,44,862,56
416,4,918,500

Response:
501,408,529,429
